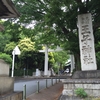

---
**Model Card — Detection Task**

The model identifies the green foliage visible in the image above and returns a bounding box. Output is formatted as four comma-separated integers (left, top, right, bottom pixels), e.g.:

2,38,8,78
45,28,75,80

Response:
0,32,11,52
96,52,100,70
12,0,80,69
53,51,69,64
48,51,69,73
0,53,12,65
1,0,100,71
18,37,35,52
75,88,88,98
52,64,59,74
3,21,22,42
4,42,16,54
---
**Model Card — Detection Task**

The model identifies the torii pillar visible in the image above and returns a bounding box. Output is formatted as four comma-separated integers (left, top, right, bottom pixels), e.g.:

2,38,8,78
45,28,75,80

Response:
39,45,49,76
39,45,62,76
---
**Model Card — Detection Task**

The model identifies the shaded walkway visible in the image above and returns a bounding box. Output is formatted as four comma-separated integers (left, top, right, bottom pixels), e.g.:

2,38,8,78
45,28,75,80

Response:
27,82,63,100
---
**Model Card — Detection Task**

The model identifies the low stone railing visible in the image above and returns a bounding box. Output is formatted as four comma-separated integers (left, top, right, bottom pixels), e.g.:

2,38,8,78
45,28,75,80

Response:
62,79,100,97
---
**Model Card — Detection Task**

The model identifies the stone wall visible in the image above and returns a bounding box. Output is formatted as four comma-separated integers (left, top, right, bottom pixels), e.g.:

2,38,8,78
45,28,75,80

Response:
0,77,14,95
72,70,100,79
0,59,14,95
0,92,22,100
62,79,100,97
0,59,9,76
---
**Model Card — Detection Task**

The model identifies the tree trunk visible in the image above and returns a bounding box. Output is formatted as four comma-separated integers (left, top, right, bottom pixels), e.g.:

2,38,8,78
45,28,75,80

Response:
74,53,81,71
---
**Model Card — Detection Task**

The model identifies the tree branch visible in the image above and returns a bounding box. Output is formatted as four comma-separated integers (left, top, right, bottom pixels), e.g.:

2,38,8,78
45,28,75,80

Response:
62,27,70,35
75,0,82,4
86,0,89,4
93,23,100,33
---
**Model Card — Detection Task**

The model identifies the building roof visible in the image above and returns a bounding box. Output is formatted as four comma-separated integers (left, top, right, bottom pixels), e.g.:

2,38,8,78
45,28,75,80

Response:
0,0,20,18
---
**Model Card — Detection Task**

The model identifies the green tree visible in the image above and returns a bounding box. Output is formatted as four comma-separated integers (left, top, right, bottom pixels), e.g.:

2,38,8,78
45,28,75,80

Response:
4,42,16,55
0,32,11,52
18,37,44,70
18,37,35,55
4,0,100,70
49,51,69,73
3,21,22,42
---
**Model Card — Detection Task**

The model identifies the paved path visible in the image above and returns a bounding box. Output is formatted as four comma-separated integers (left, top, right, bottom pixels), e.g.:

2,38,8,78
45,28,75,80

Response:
26,82,63,100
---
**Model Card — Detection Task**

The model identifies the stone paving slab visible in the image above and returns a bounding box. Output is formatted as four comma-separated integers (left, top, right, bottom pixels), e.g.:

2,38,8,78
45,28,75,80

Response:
26,82,63,100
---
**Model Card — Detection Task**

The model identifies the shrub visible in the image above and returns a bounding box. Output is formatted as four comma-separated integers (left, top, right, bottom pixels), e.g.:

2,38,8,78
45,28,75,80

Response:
0,53,12,65
75,88,88,98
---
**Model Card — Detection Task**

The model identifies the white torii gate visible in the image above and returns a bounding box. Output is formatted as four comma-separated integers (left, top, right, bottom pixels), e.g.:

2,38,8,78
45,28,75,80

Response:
39,45,62,76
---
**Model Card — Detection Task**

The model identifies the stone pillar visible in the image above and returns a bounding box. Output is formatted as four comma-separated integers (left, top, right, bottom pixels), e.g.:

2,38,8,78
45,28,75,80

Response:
78,13,97,71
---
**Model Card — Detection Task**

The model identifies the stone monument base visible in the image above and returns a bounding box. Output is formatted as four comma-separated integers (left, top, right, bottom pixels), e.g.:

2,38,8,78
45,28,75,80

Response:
60,70,100,100
62,79,100,97
72,70,100,79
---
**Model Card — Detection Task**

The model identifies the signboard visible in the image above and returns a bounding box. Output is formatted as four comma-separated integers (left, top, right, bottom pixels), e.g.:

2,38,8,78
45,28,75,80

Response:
11,46,21,77
12,46,21,55
78,13,97,71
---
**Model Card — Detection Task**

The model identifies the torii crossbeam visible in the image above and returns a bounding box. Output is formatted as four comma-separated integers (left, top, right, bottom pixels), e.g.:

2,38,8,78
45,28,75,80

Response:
39,45,62,76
